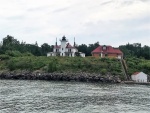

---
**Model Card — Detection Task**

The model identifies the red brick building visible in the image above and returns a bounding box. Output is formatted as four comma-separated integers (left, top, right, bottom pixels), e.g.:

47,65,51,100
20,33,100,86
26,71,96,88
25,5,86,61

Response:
91,45,123,59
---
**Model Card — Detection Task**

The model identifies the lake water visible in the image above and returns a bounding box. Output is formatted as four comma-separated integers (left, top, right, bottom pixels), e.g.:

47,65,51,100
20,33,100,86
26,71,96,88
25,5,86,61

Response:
0,80,150,113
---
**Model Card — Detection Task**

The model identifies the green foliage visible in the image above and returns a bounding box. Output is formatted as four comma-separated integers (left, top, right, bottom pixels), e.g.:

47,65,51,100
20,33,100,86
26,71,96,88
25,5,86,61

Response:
119,43,150,60
5,50,22,57
1,35,150,77
47,60,58,72
16,60,33,70
125,57,150,75
101,69,107,75
41,43,52,56
77,42,99,56
0,54,10,60
7,60,15,71
22,52,33,56
3,54,149,77
100,57,109,62
0,35,53,56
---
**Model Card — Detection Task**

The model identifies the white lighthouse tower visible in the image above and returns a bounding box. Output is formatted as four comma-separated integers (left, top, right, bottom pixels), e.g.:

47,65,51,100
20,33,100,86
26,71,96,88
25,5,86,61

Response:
60,36,68,56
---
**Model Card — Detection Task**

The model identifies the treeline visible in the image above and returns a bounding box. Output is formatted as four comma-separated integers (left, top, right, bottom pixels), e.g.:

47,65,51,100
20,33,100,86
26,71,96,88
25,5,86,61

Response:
119,43,150,60
0,35,99,56
0,35,150,60
0,35,53,56
77,42,150,60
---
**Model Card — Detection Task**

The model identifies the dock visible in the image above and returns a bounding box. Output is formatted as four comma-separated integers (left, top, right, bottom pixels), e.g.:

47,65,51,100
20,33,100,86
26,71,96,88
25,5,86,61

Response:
123,81,150,85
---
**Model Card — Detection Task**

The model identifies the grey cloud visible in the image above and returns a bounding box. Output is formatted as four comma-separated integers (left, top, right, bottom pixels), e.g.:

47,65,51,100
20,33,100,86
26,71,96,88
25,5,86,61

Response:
100,0,113,5
0,0,149,46
122,1,134,5
81,14,150,45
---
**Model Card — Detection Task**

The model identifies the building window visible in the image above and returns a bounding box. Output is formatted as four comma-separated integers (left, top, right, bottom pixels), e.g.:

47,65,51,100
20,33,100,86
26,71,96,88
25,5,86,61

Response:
103,46,106,50
68,49,71,52
62,48,63,50
56,49,59,52
62,53,63,56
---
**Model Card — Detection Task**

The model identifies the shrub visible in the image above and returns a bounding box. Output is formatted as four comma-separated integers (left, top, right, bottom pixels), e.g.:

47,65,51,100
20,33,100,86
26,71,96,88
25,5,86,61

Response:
5,50,22,57
0,54,10,60
100,57,109,62
23,52,33,56
47,61,57,72
101,68,107,75
7,60,16,71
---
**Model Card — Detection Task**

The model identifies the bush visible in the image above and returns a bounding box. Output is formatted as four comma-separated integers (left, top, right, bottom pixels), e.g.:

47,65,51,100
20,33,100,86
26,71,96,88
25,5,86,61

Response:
23,52,33,56
7,60,16,71
16,60,33,70
5,50,22,57
0,54,10,60
47,61,57,72
100,57,109,62
101,68,107,75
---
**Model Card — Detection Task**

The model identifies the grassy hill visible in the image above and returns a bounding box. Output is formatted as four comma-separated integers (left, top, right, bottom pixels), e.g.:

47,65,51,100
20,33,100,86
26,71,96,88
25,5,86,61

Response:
0,55,122,74
0,52,150,81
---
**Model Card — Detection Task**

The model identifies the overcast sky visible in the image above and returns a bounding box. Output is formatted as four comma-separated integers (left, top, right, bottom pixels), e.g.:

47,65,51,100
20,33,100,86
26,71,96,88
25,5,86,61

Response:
0,0,149,47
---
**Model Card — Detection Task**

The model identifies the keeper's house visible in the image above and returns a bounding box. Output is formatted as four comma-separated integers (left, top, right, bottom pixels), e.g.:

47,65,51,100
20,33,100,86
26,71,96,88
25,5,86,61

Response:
91,45,123,59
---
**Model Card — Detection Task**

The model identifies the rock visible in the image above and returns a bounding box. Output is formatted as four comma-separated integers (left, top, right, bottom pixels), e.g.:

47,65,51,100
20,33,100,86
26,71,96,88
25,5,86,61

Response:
0,71,122,83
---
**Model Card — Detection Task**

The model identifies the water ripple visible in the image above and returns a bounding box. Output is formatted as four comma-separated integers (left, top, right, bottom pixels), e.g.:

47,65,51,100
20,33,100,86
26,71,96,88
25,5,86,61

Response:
0,80,150,113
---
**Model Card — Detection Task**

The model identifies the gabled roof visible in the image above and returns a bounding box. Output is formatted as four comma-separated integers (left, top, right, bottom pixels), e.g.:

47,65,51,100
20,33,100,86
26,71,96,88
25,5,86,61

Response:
132,72,140,75
132,72,148,76
91,45,123,54
54,45,61,48
66,43,75,48
53,43,76,49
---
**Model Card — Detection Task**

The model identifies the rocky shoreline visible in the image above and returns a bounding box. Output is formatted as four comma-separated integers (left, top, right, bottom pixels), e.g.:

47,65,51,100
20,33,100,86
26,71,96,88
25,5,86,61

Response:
0,71,122,83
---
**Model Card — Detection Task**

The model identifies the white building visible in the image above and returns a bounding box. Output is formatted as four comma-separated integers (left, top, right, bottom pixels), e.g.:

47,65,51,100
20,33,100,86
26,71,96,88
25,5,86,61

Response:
131,72,147,83
47,36,85,57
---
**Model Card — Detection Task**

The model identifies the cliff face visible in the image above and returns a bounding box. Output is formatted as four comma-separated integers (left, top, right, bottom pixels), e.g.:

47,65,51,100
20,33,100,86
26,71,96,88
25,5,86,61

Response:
0,71,121,83
0,56,127,82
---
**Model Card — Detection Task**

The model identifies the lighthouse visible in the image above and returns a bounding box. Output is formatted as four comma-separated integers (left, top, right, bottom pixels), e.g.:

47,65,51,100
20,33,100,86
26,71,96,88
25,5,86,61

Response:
60,36,68,56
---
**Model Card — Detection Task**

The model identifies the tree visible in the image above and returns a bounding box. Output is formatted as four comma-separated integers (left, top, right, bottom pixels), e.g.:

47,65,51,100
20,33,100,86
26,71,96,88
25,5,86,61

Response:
2,35,20,51
41,43,51,56
87,42,99,56
77,44,88,55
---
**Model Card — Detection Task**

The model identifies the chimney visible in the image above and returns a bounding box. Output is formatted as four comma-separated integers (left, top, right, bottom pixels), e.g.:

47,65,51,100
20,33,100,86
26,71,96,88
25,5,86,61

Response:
74,37,76,47
56,37,57,46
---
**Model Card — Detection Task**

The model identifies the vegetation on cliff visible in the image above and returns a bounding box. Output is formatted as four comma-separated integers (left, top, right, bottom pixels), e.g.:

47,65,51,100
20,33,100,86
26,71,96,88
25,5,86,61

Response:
0,35,150,80
0,54,123,75
125,57,150,75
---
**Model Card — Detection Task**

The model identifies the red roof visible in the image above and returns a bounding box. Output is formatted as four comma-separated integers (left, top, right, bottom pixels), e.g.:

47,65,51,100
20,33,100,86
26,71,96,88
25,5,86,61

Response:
91,45,123,54
54,45,61,48
132,72,140,75
53,43,76,49
66,43,75,48
66,43,77,49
